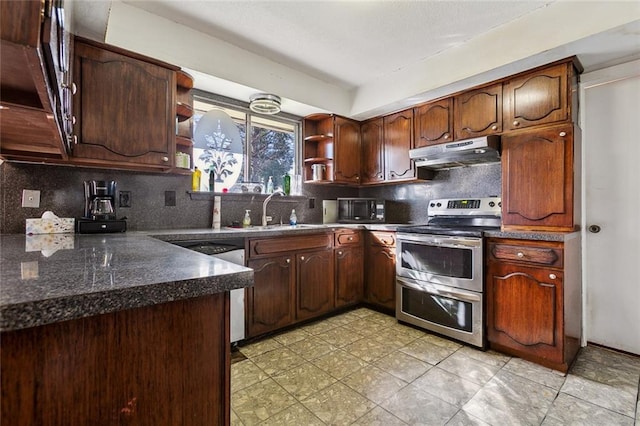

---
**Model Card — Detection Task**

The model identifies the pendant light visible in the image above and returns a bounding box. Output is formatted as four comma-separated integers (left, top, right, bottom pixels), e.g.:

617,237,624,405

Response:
249,93,281,115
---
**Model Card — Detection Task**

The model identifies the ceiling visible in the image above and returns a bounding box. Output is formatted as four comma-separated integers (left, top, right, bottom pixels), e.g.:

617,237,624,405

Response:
73,1,640,119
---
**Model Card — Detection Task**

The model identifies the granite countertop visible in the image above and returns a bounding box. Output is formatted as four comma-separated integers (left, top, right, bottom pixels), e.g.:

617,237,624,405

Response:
0,233,253,332
484,229,581,242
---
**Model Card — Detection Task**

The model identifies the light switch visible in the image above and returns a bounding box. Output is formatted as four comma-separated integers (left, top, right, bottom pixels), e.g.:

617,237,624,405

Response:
22,190,41,208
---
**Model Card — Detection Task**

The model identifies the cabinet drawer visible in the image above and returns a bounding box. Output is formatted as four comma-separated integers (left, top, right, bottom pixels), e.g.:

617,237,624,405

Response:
334,229,362,247
489,242,563,268
249,233,332,258
368,231,396,247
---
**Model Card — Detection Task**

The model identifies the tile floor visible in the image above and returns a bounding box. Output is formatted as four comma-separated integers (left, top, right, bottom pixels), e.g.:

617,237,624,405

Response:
231,307,640,426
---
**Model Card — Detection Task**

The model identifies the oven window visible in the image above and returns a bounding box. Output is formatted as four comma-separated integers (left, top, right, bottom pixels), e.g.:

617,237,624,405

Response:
401,286,473,332
400,242,472,279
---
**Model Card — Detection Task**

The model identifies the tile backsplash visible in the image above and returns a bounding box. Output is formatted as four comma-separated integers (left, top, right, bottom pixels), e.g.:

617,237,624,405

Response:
0,162,500,234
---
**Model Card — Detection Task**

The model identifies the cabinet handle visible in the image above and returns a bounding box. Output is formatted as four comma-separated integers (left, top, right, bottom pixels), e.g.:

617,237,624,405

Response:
549,274,557,280
300,256,305,261
63,82,77,95
491,125,498,131
559,131,567,137
513,120,520,126
73,135,78,145
338,251,343,255
162,156,169,162
444,133,450,139
348,237,353,241
517,252,524,258
286,258,291,264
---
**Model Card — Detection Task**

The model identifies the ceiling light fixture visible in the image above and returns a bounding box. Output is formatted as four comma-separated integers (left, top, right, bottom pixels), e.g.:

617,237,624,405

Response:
249,93,281,115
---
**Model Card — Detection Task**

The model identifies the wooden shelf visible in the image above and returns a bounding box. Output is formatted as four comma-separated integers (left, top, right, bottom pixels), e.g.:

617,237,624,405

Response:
176,70,194,89
305,113,332,121
176,135,193,147
304,157,332,164
304,134,333,142
304,179,333,184
176,102,193,120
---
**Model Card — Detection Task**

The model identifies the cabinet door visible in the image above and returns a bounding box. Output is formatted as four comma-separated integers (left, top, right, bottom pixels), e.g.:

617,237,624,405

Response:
296,250,334,321
504,63,570,131
333,116,361,184
454,83,502,140
365,245,396,311
246,255,295,338
72,41,175,169
414,98,453,148
501,123,574,231
335,246,364,308
384,110,415,182
487,262,563,363
361,118,385,184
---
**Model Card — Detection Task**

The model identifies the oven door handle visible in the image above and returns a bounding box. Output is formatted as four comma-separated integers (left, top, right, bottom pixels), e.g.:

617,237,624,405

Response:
397,233,481,249
397,277,481,303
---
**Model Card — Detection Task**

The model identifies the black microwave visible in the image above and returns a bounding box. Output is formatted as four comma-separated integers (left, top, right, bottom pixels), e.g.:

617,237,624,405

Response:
337,198,385,223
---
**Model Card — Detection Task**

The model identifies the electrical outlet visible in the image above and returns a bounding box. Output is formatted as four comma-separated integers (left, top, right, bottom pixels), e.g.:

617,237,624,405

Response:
119,191,131,208
308,198,315,209
164,191,176,207
21,190,40,208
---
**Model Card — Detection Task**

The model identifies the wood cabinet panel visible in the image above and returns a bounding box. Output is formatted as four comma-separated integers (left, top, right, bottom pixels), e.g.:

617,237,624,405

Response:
296,250,334,320
501,123,575,230
364,231,396,311
489,242,563,268
335,229,362,246
505,63,571,131
335,231,364,308
360,118,385,184
414,98,453,147
249,233,332,258
1,295,229,425
384,110,415,182
454,83,502,139
72,40,176,170
334,116,361,184
246,255,295,337
487,262,563,364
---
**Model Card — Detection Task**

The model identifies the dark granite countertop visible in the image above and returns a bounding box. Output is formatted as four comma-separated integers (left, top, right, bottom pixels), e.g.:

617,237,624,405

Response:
484,229,581,242
0,233,253,332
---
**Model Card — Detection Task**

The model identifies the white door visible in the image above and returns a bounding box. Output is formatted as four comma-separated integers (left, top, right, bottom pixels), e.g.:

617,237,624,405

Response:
581,60,640,355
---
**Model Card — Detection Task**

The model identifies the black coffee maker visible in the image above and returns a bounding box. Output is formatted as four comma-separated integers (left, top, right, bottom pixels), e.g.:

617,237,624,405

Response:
76,180,127,233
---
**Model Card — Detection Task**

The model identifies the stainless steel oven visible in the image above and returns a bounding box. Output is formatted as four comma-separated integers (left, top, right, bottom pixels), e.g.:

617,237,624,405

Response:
395,197,501,348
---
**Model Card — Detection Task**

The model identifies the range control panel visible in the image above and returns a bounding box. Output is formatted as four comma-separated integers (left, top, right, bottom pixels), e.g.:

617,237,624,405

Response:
428,197,502,216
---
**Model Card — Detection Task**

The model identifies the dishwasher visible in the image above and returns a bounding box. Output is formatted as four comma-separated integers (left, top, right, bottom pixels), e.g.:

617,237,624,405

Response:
172,238,246,344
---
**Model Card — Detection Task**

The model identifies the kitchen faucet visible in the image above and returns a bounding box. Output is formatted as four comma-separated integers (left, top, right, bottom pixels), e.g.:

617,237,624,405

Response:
262,189,285,226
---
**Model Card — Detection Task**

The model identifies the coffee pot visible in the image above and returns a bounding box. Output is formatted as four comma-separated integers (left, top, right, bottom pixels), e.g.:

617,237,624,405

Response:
77,180,127,233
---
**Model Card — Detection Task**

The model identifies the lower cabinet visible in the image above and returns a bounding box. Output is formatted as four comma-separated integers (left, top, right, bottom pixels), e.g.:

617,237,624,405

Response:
296,250,334,321
486,236,581,372
246,255,295,338
364,231,397,312
335,230,364,308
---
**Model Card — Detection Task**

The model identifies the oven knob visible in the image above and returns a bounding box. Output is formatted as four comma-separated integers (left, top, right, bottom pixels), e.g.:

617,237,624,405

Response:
489,201,495,207
430,203,435,207
498,202,502,207
436,202,442,207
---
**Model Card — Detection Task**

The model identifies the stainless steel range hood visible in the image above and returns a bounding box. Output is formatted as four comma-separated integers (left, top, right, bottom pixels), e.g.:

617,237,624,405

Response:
410,135,501,170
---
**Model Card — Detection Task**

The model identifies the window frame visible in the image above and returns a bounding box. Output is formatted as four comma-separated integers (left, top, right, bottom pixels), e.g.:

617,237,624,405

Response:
192,90,303,183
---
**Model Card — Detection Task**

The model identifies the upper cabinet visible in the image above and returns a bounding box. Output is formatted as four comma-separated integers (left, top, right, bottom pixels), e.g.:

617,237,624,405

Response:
504,61,579,131
384,109,415,182
0,0,73,161
303,114,360,184
360,118,385,185
71,38,178,171
454,83,503,140
414,98,453,148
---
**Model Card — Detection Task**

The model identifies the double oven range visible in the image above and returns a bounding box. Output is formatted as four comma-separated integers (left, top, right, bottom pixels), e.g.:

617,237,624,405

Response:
396,197,501,348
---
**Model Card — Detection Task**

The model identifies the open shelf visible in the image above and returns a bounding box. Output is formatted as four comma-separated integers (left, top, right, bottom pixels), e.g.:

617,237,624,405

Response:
304,157,332,164
304,134,333,142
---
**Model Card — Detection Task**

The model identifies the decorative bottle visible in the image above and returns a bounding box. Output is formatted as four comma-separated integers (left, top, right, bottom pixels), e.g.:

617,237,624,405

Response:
243,210,251,228
283,173,291,195
191,167,201,191
266,176,274,194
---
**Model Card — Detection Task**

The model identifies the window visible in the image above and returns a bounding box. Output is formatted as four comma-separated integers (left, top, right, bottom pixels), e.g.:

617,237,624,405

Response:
191,94,300,193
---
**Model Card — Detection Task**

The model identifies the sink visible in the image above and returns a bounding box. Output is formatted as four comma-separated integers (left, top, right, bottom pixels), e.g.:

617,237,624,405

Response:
226,224,324,231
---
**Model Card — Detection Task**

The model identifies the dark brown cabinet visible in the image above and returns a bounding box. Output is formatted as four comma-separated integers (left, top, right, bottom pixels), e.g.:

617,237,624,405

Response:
365,231,397,312
303,114,360,184
486,237,581,372
72,38,177,171
454,83,502,140
0,0,72,161
501,123,577,231
504,61,579,131
360,118,385,185
384,110,415,182
334,230,364,308
296,250,335,320
414,98,453,147
246,255,295,338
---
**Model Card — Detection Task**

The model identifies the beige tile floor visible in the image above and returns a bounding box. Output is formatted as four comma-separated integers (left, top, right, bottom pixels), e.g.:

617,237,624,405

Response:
231,308,640,426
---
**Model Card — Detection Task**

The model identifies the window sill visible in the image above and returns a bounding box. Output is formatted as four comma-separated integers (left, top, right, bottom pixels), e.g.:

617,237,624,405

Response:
186,191,305,202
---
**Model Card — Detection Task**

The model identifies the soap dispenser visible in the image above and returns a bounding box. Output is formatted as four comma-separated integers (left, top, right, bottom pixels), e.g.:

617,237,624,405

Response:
289,209,297,226
243,210,251,228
